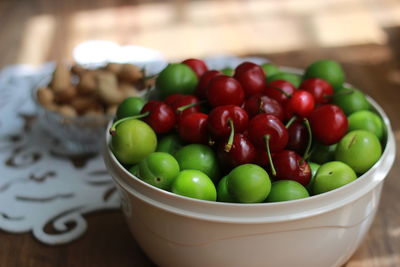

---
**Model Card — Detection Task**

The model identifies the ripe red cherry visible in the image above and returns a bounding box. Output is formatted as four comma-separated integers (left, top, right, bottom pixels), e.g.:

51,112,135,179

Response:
286,90,315,118
299,78,334,105
264,80,296,104
208,105,248,139
309,104,348,145
167,94,201,123
164,94,184,106
206,75,245,107
286,121,308,155
141,100,176,134
217,133,256,169
244,94,284,120
195,70,221,99
234,62,266,96
178,112,208,144
272,150,311,186
182,58,208,78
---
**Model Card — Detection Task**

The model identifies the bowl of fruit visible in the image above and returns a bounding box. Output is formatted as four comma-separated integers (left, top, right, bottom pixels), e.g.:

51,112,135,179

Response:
102,58,396,267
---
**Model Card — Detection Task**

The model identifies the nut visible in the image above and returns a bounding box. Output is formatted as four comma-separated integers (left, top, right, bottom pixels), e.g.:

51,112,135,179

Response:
96,71,125,105
77,71,97,94
54,86,77,103
105,63,123,74
71,96,103,115
50,64,71,92
118,64,143,83
71,64,87,75
37,87,54,107
57,105,77,117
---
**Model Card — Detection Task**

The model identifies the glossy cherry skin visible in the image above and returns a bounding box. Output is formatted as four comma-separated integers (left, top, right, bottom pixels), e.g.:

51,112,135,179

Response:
244,94,284,120
248,114,288,152
299,78,334,105
286,121,308,155
286,90,315,118
178,112,208,144
167,94,201,123
272,150,311,186
208,105,249,139
309,104,348,145
217,133,256,169
206,75,245,107
182,58,208,78
264,80,296,104
234,62,266,96
195,70,221,99
141,100,176,134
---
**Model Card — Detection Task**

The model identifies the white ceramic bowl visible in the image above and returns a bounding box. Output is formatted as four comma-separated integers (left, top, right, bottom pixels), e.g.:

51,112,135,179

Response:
103,91,395,267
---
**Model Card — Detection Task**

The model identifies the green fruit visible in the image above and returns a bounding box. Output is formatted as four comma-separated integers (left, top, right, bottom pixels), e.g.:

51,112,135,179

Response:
111,120,157,165
312,161,357,195
227,164,271,203
116,97,146,120
333,88,370,115
306,162,321,191
267,72,302,88
128,165,140,177
310,143,337,164
156,134,185,155
266,180,309,202
217,176,236,202
335,130,382,174
138,152,180,190
171,170,217,201
220,67,234,76
175,144,220,182
304,59,345,89
348,110,384,140
260,63,280,77
156,63,198,97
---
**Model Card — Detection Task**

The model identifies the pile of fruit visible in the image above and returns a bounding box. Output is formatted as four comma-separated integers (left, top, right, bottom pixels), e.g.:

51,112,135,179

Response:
109,58,385,203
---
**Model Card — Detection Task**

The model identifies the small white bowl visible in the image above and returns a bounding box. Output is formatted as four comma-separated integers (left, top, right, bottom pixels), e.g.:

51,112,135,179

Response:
103,92,395,267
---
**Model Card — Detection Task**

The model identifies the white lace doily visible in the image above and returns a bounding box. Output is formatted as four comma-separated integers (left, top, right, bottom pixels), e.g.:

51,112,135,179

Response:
0,56,268,245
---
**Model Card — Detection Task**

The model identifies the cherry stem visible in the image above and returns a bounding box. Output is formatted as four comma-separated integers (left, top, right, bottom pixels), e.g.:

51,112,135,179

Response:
263,135,276,176
258,99,264,113
268,86,291,98
285,115,298,128
224,119,235,152
302,118,313,160
176,101,205,112
109,112,150,136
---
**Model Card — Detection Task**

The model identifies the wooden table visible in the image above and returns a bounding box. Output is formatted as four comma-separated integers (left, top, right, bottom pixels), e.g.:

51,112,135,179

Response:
1,1,399,266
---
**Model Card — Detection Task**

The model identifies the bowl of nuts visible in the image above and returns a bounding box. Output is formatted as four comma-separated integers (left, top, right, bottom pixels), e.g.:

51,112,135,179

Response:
33,62,151,155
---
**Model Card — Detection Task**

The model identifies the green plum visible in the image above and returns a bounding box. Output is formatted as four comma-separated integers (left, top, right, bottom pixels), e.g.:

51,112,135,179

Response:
335,130,382,174
111,119,157,165
171,170,217,201
267,72,302,88
116,97,146,120
217,176,236,203
310,142,337,164
227,164,271,203
333,87,370,115
128,164,140,177
156,63,198,97
306,162,320,191
138,152,180,190
303,59,345,89
266,180,309,202
260,63,280,77
175,144,220,182
348,110,384,141
156,134,185,156
312,161,357,195
220,67,234,76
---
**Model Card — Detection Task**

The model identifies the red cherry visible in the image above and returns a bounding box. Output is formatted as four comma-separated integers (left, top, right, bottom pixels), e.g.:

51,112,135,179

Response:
164,94,184,106
178,112,208,144
244,94,284,120
208,105,248,139
234,62,266,96
217,133,256,169
141,101,176,134
195,70,221,99
272,150,311,186
286,121,308,155
299,78,334,105
182,58,208,78
264,80,296,104
167,94,201,123
206,75,245,107
309,104,348,145
286,90,315,118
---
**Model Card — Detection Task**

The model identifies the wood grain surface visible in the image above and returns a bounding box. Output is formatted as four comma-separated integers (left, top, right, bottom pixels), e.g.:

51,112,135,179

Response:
0,0,399,266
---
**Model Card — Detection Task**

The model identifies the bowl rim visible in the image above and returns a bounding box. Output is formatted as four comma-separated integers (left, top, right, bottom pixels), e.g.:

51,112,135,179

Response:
102,66,397,223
